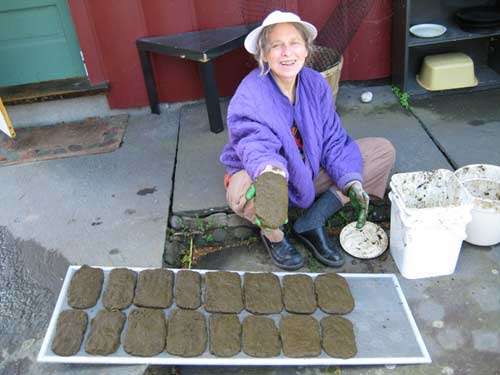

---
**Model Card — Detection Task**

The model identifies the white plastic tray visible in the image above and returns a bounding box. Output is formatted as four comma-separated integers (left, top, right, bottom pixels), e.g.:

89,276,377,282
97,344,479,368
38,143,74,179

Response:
38,266,431,365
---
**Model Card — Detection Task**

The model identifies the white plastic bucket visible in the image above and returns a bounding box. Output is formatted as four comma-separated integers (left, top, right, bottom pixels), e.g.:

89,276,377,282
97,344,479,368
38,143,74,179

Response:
455,164,500,246
389,170,472,279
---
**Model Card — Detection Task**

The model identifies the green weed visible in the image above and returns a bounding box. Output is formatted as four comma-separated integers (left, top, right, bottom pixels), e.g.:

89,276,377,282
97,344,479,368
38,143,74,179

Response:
172,216,215,268
391,85,411,110
181,237,194,269
307,253,323,273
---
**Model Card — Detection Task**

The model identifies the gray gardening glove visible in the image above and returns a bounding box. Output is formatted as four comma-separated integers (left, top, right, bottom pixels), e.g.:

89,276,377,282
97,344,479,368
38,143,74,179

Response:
348,181,370,229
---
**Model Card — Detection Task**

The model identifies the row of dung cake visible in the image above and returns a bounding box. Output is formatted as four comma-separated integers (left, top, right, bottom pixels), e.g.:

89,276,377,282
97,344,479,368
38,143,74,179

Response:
52,307,357,358
66,266,355,315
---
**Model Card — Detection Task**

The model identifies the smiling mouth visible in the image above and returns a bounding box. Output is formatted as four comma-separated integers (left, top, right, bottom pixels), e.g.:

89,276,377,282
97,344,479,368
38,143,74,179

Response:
280,60,297,66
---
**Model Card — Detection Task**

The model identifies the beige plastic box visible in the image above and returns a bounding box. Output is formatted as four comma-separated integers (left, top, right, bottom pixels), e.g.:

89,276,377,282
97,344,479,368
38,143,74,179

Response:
416,52,478,91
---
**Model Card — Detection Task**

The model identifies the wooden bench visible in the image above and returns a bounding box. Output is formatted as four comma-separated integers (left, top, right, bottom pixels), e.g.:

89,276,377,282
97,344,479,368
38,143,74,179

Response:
137,24,257,134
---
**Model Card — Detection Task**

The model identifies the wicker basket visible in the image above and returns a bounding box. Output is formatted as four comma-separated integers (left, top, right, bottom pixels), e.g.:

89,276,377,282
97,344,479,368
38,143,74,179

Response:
306,46,343,99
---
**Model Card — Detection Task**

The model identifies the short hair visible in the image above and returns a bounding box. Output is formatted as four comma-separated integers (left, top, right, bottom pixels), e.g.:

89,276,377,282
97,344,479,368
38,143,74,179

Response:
254,22,314,76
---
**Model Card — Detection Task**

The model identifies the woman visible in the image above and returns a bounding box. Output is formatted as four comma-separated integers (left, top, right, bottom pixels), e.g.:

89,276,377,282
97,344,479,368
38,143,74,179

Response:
220,10,395,270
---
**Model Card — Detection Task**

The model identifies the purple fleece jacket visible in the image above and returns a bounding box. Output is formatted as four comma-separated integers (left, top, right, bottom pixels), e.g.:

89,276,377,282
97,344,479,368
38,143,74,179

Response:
220,67,363,208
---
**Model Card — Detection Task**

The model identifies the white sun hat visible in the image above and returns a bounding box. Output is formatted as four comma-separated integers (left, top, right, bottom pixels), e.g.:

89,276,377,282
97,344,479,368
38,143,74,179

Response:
244,10,318,54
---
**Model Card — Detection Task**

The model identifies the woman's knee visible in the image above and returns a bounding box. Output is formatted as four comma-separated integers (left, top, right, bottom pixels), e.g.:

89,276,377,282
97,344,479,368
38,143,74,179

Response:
375,138,396,166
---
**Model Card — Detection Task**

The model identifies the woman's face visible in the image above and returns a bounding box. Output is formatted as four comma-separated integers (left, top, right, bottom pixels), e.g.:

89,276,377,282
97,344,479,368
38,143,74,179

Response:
264,23,308,83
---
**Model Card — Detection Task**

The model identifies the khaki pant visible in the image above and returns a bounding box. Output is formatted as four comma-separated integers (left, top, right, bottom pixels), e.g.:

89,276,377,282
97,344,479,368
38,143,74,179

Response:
225,137,396,242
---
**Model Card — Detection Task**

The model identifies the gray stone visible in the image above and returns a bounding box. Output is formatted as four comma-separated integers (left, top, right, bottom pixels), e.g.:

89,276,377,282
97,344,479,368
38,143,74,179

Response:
163,240,184,268
227,214,251,228
169,215,185,230
169,213,227,233
231,226,257,240
206,212,229,228
211,228,226,243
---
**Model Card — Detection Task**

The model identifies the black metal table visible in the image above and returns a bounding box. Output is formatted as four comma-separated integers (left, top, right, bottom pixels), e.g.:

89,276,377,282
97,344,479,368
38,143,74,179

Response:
136,24,257,133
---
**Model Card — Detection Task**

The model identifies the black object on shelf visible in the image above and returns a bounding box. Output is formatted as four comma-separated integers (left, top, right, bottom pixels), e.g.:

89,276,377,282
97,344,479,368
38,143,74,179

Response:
455,5,500,33
489,37,500,74
456,6,500,25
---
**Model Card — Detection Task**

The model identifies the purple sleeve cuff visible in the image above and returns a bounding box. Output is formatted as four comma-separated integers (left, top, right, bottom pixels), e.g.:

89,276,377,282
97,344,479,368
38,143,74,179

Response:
337,173,363,193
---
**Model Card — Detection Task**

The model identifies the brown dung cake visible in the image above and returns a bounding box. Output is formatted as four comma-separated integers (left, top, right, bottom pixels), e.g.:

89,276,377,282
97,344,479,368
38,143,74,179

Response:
280,315,321,357
205,271,243,313
51,309,88,356
133,268,173,308
174,270,201,309
254,172,288,229
242,316,281,357
315,273,354,314
209,313,241,357
67,265,104,309
166,309,207,357
85,310,126,355
243,272,283,314
123,308,167,356
102,268,137,311
321,315,357,359
282,274,316,314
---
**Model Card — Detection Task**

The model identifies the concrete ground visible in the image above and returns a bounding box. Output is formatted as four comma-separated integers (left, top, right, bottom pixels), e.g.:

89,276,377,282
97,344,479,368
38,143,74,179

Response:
0,109,180,375
1,85,499,375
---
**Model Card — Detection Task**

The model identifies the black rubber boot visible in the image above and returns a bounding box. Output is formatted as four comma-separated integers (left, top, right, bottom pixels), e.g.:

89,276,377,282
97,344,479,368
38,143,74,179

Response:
261,233,305,271
293,190,343,233
295,226,345,267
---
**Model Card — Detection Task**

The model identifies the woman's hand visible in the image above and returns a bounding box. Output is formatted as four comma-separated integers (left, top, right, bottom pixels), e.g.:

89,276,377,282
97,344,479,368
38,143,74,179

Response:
348,181,369,229
227,170,254,214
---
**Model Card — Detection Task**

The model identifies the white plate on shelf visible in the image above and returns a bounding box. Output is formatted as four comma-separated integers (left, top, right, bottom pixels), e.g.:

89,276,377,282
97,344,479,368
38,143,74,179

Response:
409,24,447,38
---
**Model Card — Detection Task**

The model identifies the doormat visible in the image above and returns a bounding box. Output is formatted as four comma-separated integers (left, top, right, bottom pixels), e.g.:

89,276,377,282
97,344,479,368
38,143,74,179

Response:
0,115,128,167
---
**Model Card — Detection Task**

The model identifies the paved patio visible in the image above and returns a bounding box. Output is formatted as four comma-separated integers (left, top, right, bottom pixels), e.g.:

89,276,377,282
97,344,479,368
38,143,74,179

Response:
0,85,499,375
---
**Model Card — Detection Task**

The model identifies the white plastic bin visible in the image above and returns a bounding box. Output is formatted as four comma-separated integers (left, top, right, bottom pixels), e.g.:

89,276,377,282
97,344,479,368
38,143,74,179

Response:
389,170,472,279
455,164,500,246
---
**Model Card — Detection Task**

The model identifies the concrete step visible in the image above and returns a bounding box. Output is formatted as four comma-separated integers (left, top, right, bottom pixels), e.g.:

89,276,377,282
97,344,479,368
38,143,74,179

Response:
0,77,109,106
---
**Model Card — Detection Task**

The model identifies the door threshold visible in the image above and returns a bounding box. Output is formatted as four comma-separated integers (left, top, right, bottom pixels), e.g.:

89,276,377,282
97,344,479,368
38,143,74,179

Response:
0,77,109,105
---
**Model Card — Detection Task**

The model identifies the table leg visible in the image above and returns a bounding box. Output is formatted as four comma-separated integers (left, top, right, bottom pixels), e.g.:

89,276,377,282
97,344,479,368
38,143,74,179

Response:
198,61,224,133
138,48,160,114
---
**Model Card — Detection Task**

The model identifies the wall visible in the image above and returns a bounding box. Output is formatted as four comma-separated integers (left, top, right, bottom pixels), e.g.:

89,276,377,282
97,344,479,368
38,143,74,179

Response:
69,0,392,109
